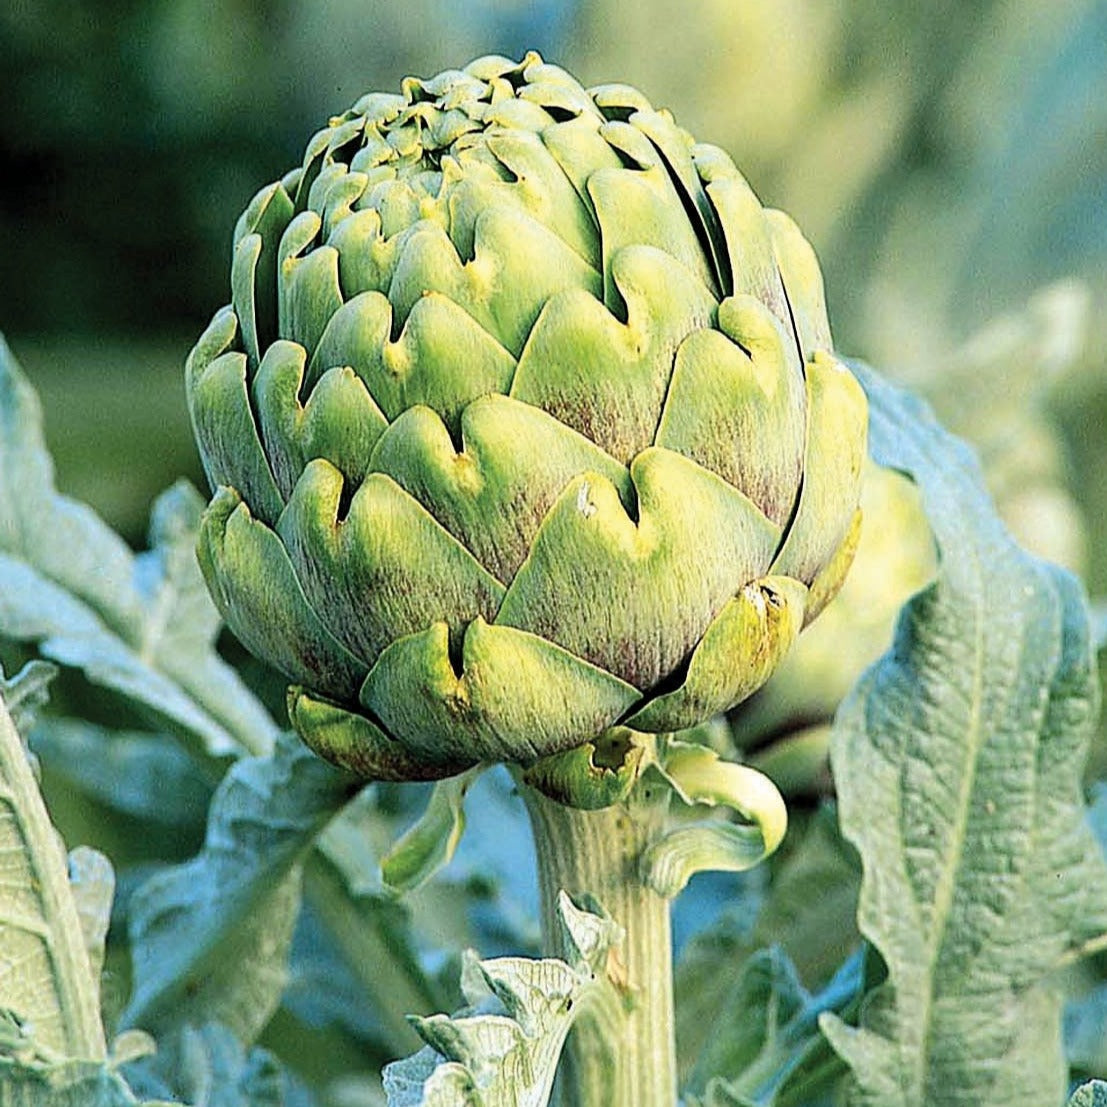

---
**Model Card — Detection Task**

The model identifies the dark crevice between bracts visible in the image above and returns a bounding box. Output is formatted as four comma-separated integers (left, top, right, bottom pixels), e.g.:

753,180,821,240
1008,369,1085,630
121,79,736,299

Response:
542,105,578,124
334,473,355,525
648,344,684,454
615,647,695,726
645,137,731,302
446,625,466,682
771,273,811,563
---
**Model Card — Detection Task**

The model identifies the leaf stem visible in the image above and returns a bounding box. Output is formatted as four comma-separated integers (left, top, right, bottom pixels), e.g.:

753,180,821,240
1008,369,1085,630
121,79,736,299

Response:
520,776,677,1107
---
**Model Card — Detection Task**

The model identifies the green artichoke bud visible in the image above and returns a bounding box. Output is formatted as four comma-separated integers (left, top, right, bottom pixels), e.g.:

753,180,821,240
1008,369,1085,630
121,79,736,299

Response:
186,51,867,784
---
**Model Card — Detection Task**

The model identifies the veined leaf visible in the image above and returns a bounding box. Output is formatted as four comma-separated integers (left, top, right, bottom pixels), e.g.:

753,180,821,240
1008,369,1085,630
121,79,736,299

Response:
0,1055,175,1107
0,670,166,1107
821,364,1107,1106
382,894,619,1107
0,336,276,759
1070,1082,1107,1107
66,847,114,1024
0,680,105,1061
282,893,413,1051
122,732,356,1042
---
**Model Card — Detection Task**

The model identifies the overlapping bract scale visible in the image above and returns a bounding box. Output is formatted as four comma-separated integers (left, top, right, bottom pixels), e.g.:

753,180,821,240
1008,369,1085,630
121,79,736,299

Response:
186,51,868,781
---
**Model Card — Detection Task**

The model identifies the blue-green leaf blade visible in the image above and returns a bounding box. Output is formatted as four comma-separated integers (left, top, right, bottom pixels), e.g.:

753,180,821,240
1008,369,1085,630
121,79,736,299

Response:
685,945,862,1104
29,719,211,826
121,1022,309,1107
382,894,620,1107
0,1056,175,1106
121,733,355,1042
821,364,1107,1106
0,337,276,759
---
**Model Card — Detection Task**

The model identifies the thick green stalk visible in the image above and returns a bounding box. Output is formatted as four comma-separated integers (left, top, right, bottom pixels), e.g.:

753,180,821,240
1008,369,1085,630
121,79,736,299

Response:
520,778,676,1107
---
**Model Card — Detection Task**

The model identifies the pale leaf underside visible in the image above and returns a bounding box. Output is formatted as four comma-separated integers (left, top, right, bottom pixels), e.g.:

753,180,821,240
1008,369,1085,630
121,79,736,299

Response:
0,686,105,1063
383,894,619,1107
821,364,1107,1106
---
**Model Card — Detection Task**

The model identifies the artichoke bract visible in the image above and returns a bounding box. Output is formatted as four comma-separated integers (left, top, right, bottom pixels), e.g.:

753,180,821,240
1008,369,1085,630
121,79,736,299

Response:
187,51,867,784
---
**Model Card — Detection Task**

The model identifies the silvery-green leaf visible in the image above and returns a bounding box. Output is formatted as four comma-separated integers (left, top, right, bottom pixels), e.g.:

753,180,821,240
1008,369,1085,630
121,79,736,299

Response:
685,946,862,1106
282,905,376,1041
382,894,619,1107
0,689,105,1062
1070,1082,1107,1107
983,984,1068,1107
0,660,57,736
122,732,356,1043
0,337,276,759
122,1021,310,1107
0,1055,175,1106
132,480,279,757
66,847,114,1019
29,719,212,826
820,364,1107,1107
299,826,446,1058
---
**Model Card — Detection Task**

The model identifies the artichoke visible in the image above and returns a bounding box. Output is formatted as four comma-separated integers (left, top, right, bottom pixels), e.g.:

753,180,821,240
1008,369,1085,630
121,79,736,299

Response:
186,51,867,785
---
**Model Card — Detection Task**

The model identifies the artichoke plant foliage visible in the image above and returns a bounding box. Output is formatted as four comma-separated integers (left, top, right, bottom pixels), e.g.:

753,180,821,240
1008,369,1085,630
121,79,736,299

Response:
186,51,867,789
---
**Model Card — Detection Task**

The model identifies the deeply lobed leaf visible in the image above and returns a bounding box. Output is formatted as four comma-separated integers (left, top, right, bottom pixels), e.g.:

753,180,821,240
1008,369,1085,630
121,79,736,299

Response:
821,364,1107,1106
382,893,619,1107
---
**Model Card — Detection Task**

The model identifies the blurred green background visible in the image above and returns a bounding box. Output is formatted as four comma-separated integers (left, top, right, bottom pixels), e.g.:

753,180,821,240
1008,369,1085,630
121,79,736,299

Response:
3,0,1106,589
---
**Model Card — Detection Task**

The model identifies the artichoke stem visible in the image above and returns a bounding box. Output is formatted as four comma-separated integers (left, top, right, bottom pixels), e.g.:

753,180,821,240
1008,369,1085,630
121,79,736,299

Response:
520,777,677,1107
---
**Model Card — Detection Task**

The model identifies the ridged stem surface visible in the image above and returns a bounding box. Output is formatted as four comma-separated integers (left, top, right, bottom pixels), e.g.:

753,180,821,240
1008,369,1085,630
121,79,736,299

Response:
521,779,676,1107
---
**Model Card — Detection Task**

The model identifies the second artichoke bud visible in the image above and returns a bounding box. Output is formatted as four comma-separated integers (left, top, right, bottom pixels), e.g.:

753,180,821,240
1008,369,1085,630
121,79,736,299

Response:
186,52,867,786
